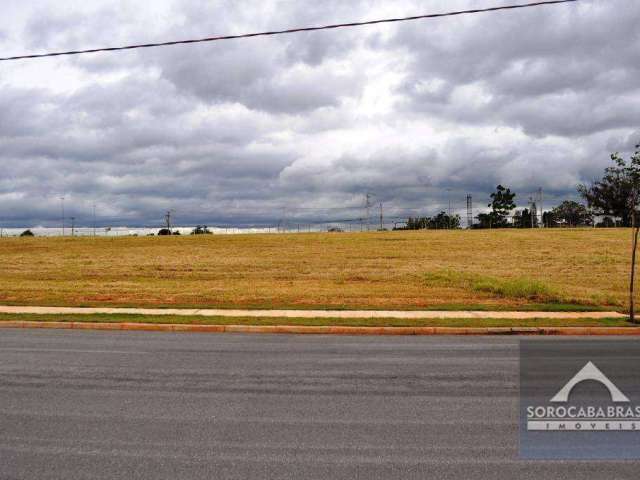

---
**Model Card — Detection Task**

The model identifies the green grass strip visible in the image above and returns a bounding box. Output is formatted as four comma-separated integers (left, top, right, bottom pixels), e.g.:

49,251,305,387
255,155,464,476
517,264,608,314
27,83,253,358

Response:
0,313,633,328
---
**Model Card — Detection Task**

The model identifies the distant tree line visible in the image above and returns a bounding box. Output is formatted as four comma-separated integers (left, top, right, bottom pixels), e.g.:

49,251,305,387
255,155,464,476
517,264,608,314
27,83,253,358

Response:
402,144,640,230
156,225,212,235
399,211,461,230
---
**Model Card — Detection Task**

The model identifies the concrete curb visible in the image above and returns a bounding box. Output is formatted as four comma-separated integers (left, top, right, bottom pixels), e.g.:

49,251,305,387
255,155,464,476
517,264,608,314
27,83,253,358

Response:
1,321,639,335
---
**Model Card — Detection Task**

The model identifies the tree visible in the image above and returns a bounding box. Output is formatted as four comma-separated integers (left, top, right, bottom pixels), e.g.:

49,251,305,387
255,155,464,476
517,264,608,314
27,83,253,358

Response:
578,149,640,227
404,212,461,230
551,201,593,227
20,229,35,237
429,211,461,229
513,207,538,228
405,217,428,230
582,144,640,322
158,228,181,235
479,185,516,228
191,225,212,235
625,144,640,323
596,216,616,228
474,213,491,229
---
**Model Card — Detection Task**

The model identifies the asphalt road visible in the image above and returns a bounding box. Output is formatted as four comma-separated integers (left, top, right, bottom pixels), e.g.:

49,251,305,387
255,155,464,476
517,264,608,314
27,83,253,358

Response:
1,330,638,479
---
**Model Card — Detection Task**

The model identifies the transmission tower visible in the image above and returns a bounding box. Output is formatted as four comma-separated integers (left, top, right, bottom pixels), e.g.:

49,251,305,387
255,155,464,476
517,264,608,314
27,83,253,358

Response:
466,195,473,229
528,196,536,228
365,192,375,231
278,207,287,233
60,196,65,236
535,187,543,227
446,188,452,229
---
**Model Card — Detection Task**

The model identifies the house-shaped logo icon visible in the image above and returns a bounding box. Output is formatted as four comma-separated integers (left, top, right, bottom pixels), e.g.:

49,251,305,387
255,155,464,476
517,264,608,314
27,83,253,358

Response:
551,361,629,403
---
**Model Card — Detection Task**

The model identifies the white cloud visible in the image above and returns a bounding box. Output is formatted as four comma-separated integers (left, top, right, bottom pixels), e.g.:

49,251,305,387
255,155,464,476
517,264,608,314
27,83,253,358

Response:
0,0,638,226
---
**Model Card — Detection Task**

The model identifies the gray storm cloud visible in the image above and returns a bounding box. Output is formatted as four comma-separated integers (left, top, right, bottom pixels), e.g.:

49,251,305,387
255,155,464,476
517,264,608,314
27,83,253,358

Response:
0,0,638,227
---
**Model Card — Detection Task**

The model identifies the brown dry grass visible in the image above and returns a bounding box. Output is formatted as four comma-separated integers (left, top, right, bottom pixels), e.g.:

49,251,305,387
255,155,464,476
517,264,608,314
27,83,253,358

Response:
0,229,633,311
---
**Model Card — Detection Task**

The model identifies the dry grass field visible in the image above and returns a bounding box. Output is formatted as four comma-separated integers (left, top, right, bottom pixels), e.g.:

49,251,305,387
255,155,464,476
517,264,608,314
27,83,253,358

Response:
0,229,634,311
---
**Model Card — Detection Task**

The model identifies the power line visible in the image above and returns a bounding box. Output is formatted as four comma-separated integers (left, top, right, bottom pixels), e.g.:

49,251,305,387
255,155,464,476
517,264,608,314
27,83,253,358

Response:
0,1,578,62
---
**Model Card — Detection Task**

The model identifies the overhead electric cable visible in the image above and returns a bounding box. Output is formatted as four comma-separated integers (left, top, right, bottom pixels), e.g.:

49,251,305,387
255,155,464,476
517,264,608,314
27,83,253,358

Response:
0,0,578,62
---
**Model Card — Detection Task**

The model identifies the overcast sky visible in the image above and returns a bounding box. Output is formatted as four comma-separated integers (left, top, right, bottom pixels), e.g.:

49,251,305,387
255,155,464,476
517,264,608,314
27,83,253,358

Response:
1,0,638,227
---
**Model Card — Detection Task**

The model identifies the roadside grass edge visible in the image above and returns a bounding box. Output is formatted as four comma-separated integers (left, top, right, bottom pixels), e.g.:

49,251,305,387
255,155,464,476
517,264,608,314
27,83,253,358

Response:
0,313,632,328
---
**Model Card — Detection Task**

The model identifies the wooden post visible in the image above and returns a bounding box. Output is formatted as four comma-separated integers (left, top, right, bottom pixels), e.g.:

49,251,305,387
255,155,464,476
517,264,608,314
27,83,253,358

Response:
631,200,639,323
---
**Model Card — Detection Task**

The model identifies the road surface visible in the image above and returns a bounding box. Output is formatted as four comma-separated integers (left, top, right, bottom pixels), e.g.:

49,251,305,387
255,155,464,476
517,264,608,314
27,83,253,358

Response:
1,330,638,479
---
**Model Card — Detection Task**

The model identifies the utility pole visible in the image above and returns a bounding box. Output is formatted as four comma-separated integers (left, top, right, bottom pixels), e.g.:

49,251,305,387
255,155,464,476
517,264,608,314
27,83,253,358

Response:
630,189,639,324
531,187,543,228
528,196,536,228
379,203,383,230
447,188,452,229
466,195,473,229
365,192,374,231
165,210,172,233
537,187,544,228
70,217,75,237
92,204,96,237
60,196,65,236
280,208,287,233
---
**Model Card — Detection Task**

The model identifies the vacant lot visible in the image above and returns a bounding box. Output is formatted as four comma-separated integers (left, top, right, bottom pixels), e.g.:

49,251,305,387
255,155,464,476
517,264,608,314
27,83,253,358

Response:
0,229,633,311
